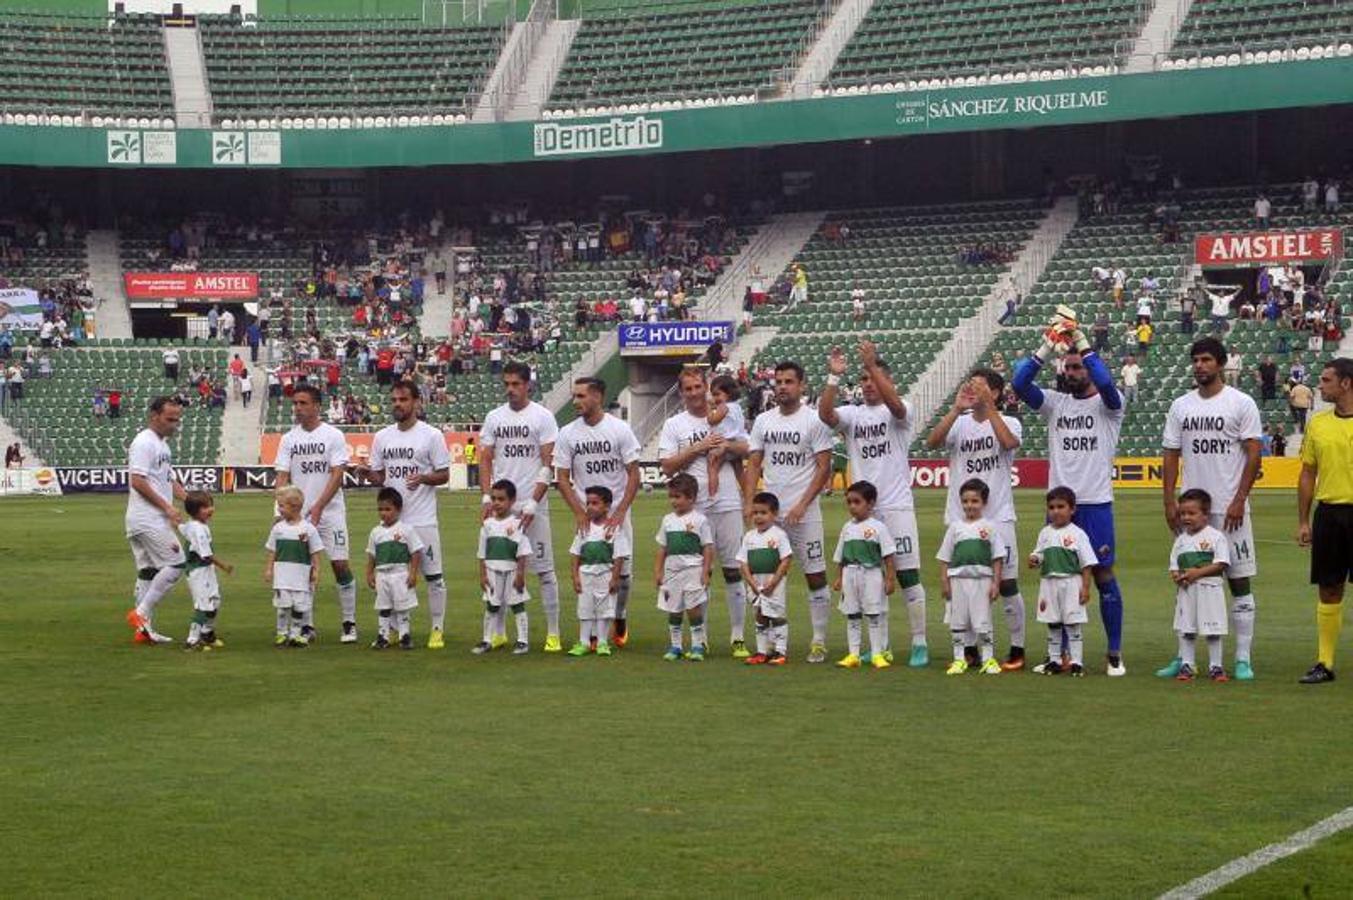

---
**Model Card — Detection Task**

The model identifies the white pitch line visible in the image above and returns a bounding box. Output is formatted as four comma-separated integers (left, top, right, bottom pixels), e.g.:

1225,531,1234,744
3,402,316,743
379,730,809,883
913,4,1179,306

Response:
1158,805,1353,899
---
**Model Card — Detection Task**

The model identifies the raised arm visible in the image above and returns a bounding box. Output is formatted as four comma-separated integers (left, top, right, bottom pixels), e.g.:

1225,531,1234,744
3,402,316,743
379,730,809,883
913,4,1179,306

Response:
860,340,907,421
1082,348,1122,410
1010,356,1046,410
818,348,846,430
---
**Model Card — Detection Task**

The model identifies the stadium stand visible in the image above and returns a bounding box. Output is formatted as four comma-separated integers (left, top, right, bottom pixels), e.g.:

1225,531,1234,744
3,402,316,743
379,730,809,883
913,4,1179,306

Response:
745,199,1042,393
199,14,505,122
828,0,1146,88
0,11,172,121
546,0,819,112
4,342,229,465
1170,0,1353,58
914,183,1350,458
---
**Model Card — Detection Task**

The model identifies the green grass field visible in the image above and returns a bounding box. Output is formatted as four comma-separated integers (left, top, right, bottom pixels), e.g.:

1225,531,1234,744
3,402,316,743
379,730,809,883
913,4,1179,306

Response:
2,488,1351,897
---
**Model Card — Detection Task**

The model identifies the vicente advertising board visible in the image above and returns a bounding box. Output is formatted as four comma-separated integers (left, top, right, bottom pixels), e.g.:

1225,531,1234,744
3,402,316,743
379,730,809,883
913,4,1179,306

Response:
618,321,735,356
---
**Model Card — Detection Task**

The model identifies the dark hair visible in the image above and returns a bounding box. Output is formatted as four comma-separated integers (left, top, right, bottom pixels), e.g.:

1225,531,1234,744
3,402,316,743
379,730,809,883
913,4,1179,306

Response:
846,480,877,504
667,472,698,498
147,395,182,414
574,377,606,397
1189,337,1228,367
751,491,779,512
184,490,214,517
1324,358,1353,385
376,486,403,508
584,484,613,506
710,374,741,400
1178,488,1212,512
959,478,990,502
291,384,323,404
491,478,517,500
774,360,805,382
970,367,1005,394
390,380,420,400
502,360,531,382
864,358,892,375
1046,486,1077,507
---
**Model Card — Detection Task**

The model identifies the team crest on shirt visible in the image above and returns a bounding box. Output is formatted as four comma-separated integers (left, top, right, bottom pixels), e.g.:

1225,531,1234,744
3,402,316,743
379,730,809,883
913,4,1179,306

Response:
685,522,695,532
978,528,990,540
767,538,779,549
863,527,876,539
1062,535,1076,548
1199,540,1211,551
506,524,517,536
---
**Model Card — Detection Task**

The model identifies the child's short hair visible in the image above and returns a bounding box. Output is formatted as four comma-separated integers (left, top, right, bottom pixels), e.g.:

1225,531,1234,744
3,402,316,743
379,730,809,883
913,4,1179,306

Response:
709,374,741,400
584,484,613,506
184,490,214,518
666,472,698,499
751,491,779,512
846,480,877,504
492,478,517,500
275,484,304,507
1046,486,1077,507
1178,488,1212,512
376,486,403,508
958,478,990,502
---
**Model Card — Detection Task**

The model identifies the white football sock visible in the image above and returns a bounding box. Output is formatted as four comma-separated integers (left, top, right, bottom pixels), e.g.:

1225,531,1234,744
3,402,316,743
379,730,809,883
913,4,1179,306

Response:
952,630,967,662
494,605,508,641
978,630,994,662
1002,588,1026,649
1180,634,1197,668
136,566,182,618
426,578,447,631
1066,623,1083,666
598,617,615,643
276,609,290,634
773,622,788,654
538,571,561,636
337,578,357,624
394,609,411,639
808,586,830,646
867,614,885,656
579,619,593,644
690,618,707,649
513,607,529,644
904,584,927,647
378,610,392,638
755,622,769,655
482,608,495,643
1048,626,1063,662
1231,594,1255,662
725,581,746,642
668,621,684,649
1207,634,1223,670
846,616,863,656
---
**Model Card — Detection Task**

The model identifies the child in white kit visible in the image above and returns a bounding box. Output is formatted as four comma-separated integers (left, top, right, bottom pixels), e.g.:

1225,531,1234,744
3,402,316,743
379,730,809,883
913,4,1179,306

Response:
474,479,533,655
265,485,323,647
180,490,234,650
365,487,425,651
704,374,746,500
654,473,716,661
832,480,897,670
737,491,794,665
568,484,631,657
1167,489,1232,682
937,478,1006,676
1028,486,1098,677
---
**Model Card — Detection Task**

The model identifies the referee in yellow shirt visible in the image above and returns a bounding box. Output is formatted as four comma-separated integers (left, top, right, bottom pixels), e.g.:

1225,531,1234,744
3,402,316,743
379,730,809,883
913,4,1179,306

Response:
1296,358,1353,684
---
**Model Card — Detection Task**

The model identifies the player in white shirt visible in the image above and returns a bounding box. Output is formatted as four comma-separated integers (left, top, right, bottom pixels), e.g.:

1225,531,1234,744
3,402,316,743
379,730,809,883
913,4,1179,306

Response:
744,360,835,662
1165,488,1233,682
926,368,1029,670
653,474,716,661
478,361,563,651
124,396,189,645
265,485,324,647
820,340,928,667
180,491,234,650
364,487,426,650
1027,487,1098,676
658,367,751,657
1011,309,1127,675
555,377,642,646
1159,337,1263,680
274,384,358,643
353,381,450,648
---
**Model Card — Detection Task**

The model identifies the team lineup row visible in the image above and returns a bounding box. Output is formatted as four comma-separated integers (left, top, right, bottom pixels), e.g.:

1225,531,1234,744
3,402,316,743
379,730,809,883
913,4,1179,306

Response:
118,326,1353,681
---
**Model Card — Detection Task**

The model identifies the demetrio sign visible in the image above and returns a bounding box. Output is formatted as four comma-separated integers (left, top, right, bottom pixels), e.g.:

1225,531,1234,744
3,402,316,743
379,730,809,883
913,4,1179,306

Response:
1195,228,1344,267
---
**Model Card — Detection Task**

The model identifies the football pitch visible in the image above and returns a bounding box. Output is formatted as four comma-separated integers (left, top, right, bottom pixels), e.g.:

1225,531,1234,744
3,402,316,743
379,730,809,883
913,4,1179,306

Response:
2,488,1351,898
